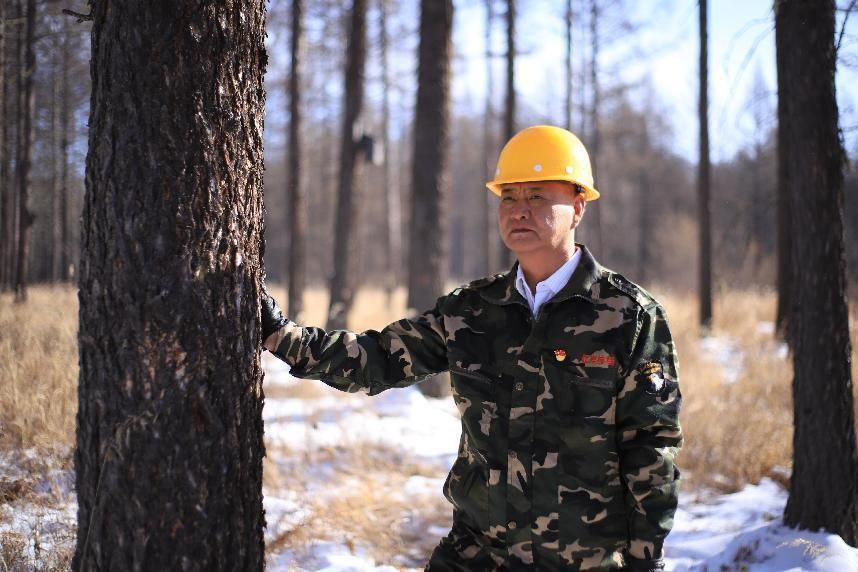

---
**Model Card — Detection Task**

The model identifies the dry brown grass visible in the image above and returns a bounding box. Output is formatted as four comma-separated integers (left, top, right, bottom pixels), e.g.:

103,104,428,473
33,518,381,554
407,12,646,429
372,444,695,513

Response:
655,287,858,492
2,282,856,496
0,286,78,449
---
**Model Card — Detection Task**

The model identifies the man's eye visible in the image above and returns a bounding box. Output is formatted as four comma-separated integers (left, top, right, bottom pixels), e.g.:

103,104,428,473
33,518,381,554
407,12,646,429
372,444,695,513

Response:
529,194,543,200
501,196,515,202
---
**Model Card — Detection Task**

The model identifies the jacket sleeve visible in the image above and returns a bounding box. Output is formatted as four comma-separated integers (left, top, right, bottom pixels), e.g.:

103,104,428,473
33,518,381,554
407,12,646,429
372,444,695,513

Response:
264,298,449,396
616,302,683,560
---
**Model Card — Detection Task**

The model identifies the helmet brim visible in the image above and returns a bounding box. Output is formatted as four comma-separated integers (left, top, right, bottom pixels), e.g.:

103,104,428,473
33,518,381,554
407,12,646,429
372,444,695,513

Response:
485,176,601,201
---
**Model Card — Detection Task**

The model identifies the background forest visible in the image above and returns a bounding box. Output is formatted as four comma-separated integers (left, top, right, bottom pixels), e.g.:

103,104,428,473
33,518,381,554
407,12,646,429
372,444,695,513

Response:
3,0,858,302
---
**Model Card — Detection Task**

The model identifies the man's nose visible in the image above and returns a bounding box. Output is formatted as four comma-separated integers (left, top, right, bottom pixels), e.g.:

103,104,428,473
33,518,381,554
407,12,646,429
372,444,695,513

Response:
509,201,530,219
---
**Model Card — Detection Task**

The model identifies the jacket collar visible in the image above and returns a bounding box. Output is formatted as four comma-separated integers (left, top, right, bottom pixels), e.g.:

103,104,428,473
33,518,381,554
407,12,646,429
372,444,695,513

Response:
478,243,604,306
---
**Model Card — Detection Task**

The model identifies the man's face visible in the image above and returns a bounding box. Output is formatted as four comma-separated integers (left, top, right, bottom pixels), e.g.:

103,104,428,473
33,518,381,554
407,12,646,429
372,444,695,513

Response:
497,180,586,258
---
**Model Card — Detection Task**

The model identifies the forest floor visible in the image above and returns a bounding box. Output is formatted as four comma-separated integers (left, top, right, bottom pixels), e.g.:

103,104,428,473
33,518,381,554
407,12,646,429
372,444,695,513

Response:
2,285,858,570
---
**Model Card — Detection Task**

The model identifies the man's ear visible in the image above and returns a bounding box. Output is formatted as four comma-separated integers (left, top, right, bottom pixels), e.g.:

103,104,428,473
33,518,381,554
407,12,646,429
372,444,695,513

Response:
572,195,587,228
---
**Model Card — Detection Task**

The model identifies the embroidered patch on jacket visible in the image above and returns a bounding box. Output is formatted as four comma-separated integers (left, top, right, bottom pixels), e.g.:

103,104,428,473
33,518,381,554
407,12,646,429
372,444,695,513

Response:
637,361,666,395
581,352,616,367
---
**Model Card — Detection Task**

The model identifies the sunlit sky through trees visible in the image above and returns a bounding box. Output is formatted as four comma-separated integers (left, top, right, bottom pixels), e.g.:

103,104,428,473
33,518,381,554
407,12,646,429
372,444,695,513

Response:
264,0,858,165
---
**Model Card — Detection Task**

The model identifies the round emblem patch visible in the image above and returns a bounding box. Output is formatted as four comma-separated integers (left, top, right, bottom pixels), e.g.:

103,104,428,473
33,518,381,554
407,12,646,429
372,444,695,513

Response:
637,361,666,395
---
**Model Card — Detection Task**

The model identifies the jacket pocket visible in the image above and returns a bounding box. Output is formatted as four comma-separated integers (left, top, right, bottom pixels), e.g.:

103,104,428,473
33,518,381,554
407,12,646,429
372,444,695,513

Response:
542,357,616,422
443,450,490,533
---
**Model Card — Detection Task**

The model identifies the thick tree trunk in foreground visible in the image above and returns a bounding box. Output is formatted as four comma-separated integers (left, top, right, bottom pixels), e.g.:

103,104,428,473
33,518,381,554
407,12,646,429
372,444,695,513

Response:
408,0,452,314
327,0,367,330
287,0,305,320
74,2,268,569
777,0,858,546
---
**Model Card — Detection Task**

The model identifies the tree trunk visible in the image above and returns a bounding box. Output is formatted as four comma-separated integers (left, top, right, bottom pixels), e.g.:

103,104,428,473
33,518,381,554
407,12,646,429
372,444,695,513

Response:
777,0,858,546
638,115,650,286
499,0,515,268
59,22,71,281
379,0,400,300
697,0,713,330
14,0,35,303
0,0,7,291
482,0,495,276
327,0,367,330
587,0,602,255
286,0,305,321
74,2,268,569
775,5,792,341
565,0,573,131
51,28,62,283
408,0,453,313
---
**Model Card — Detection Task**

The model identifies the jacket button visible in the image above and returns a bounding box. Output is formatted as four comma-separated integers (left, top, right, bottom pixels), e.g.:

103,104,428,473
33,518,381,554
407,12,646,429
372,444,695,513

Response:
508,522,517,530
515,382,524,391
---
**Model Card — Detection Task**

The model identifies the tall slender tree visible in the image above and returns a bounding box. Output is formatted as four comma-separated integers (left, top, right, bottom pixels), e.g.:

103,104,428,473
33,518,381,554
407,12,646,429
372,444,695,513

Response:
74,2,268,567
698,0,713,330
775,6,792,340
565,0,573,131
483,0,495,275
500,0,515,268
0,0,7,290
58,20,72,281
327,0,368,330
286,0,305,320
587,0,602,255
777,0,858,546
408,0,453,313
14,0,35,302
379,0,401,300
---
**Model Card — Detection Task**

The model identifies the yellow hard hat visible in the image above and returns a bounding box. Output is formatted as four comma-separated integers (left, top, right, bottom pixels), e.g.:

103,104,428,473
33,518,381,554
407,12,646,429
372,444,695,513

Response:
486,125,600,201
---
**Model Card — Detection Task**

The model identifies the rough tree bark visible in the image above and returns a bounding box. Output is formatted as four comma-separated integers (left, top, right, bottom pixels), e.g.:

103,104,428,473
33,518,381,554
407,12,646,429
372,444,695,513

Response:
74,1,268,569
286,0,305,320
777,0,858,546
327,0,367,330
698,0,712,330
14,0,35,303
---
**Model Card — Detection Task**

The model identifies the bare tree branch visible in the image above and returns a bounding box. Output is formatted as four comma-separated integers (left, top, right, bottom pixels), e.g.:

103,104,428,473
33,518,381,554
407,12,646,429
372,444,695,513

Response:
836,0,858,53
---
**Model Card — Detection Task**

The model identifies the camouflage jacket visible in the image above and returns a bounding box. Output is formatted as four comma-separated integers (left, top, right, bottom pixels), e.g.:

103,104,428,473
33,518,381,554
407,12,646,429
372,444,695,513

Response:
266,245,682,571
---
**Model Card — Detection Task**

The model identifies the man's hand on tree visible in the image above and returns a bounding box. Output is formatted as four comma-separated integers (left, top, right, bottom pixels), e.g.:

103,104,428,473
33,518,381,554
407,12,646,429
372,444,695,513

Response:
261,285,290,351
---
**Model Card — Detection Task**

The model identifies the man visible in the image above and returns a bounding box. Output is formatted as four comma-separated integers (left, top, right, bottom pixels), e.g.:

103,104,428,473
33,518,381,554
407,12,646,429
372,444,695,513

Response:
261,125,682,571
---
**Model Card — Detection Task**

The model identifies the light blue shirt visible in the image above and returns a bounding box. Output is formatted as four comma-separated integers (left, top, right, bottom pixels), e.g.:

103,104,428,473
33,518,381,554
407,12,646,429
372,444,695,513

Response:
514,247,582,317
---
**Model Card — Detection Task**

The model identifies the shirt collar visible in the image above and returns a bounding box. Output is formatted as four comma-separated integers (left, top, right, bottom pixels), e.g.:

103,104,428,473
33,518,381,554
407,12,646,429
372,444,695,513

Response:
514,247,582,300
478,243,604,307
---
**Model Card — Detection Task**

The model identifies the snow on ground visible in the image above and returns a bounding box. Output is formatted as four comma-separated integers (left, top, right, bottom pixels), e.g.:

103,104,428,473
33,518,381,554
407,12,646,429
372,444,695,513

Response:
699,322,790,386
1,353,856,570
